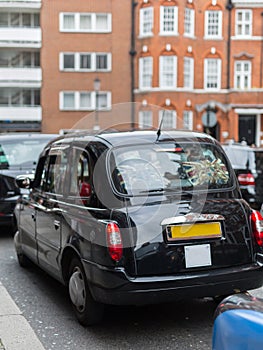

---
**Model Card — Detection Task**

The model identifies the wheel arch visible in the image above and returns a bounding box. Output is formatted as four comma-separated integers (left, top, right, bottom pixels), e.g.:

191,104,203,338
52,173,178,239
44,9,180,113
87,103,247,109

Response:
61,246,81,284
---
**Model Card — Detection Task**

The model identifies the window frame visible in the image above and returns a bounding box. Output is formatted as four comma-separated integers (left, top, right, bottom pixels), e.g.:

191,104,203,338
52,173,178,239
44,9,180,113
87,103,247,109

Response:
160,5,178,36
139,110,153,129
158,109,177,129
183,110,193,130
60,12,112,33
139,6,154,37
139,56,153,89
234,60,252,89
235,9,252,37
59,91,111,111
184,57,194,89
184,7,195,37
60,52,112,72
159,55,177,89
204,10,223,39
204,58,222,90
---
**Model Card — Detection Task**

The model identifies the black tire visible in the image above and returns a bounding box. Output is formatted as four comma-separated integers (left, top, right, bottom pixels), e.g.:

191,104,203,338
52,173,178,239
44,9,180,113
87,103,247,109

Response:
68,257,104,326
10,217,18,237
16,251,32,268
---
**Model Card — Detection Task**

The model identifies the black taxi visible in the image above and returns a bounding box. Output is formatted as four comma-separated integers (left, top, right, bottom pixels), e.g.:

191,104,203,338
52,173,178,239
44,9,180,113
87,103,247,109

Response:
14,130,263,325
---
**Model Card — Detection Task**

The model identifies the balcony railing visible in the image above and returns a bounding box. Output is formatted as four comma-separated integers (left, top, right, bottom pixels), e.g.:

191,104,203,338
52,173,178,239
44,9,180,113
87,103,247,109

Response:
0,106,41,122
0,28,41,47
0,67,41,86
0,0,41,8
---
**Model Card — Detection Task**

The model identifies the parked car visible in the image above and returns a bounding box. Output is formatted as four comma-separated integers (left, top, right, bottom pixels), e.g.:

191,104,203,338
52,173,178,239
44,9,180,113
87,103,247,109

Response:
222,140,258,208
212,293,263,350
14,130,263,326
0,133,57,232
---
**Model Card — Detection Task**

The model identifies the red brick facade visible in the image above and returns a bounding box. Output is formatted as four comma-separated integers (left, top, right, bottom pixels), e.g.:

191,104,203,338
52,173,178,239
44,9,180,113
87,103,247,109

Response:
41,0,263,146
41,0,132,133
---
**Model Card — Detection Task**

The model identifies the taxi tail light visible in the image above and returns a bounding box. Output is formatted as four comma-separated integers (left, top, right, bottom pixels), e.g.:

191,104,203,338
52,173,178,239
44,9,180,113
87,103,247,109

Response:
238,173,255,186
251,211,263,247
106,222,123,262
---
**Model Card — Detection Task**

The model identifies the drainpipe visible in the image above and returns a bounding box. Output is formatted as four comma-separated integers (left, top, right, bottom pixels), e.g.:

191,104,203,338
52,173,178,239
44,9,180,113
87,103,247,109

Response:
225,0,234,141
226,0,233,90
130,0,138,130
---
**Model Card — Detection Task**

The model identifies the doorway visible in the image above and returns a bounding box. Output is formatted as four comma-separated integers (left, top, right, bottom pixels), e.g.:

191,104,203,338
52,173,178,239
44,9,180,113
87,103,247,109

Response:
238,115,256,145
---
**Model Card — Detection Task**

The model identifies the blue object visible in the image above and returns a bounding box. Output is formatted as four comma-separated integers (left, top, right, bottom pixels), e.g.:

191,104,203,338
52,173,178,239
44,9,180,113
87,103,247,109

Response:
212,293,263,350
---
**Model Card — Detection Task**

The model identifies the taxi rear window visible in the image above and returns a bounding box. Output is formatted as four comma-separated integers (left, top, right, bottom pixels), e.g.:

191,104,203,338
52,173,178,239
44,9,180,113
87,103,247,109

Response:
108,142,232,196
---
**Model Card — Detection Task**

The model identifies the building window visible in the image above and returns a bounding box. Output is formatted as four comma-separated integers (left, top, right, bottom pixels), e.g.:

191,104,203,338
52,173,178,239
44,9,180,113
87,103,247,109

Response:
159,56,177,88
96,54,109,70
139,111,153,129
235,10,252,37
0,88,40,106
80,14,92,30
159,110,176,129
80,54,91,69
63,92,76,109
183,110,193,130
139,7,153,36
0,51,40,68
97,92,111,109
0,12,40,28
60,53,111,71
204,58,221,90
60,13,112,33
79,92,91,109
60,91,111,111
139,57,153,89
160,6,178,35
63,14,75,30
205,10,222,39
63,54,75,69
184,8,195,37
184,57,194,89
234,61,251,89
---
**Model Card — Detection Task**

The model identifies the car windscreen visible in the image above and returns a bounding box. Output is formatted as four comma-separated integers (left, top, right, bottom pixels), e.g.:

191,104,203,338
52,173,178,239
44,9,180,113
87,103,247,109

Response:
0,138,51,169
109,142,232,196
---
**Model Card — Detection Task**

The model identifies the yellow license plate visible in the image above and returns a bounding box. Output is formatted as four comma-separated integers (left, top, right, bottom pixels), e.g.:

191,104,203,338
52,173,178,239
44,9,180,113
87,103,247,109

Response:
167,222,222,241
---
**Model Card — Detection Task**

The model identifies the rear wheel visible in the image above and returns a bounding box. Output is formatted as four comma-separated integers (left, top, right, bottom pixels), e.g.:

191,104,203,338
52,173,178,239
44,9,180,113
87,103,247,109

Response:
10,217,18,237
16,251,32,268
68,257,104,326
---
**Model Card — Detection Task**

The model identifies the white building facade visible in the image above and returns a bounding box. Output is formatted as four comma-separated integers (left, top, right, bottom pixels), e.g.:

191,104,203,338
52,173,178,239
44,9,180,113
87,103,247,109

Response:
0,0,41,131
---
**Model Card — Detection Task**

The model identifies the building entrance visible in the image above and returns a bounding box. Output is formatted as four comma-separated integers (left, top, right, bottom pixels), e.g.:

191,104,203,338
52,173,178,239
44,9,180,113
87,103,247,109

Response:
238,115,256,145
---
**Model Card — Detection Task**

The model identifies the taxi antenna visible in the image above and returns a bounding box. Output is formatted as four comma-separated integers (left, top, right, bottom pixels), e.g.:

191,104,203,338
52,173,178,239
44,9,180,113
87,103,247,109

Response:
156,110,165,141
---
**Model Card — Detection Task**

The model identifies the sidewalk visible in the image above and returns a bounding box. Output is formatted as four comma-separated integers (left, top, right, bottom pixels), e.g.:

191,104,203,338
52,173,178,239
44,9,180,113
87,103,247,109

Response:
0,282,45,350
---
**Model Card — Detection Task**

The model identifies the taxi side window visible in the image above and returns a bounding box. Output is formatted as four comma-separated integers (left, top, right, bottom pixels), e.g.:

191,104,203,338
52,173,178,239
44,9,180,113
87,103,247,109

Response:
69,148,92,201
37,148,69,194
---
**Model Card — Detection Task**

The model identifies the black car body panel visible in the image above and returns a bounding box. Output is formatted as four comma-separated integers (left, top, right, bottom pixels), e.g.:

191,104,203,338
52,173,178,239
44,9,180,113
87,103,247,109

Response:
14,130,263,324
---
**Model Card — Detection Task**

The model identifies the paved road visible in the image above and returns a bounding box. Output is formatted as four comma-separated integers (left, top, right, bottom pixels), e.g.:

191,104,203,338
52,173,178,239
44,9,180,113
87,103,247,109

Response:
0,227,262,350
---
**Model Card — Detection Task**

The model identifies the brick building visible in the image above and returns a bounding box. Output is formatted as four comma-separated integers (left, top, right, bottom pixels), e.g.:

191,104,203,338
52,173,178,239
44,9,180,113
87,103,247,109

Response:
41,0,132,133
1,0,263,145
134,0,263,146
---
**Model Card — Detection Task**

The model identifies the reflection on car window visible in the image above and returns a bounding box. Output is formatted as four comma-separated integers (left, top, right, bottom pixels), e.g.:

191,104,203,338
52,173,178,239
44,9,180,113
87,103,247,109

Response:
110,142,231,196
0,139,51,168
0,145,9,169
69,148,93,206
39,146,69,194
